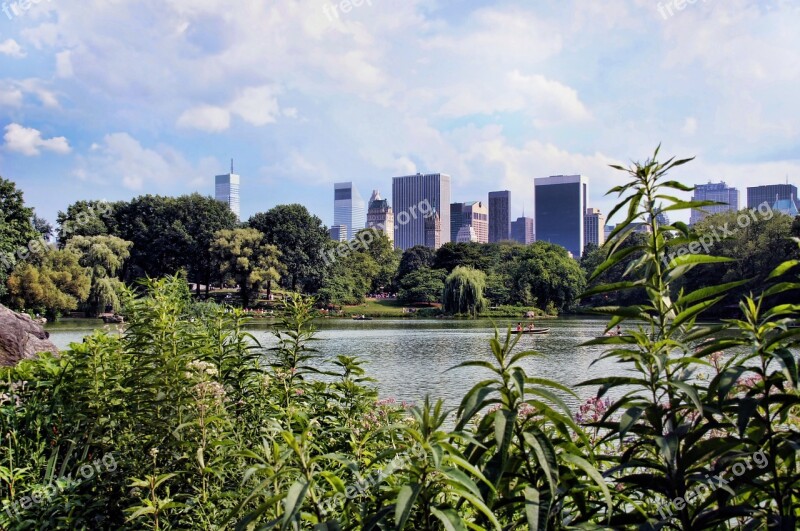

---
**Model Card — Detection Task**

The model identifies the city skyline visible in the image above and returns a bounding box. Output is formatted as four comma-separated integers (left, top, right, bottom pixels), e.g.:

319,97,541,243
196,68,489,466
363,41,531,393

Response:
2,1,798,230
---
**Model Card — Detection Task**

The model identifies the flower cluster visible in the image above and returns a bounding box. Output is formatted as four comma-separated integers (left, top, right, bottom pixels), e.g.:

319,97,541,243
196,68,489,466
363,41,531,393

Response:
359,398,407,432
0,381,28,408
184,360,218,379
575,396,612,424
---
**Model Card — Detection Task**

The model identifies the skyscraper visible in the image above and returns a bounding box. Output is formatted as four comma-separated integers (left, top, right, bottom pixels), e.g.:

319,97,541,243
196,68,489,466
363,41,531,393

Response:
534,175,588,257
329,225,348,242
424,209,442,250
215,163,240,220
488,191,511,242
450,202,464,243
747,184,797,209
366,190,394,244
584,208,606,248
392,173,451,250
461,201,489,243
334,182,366,241
689,181,739,225
510,217,535,245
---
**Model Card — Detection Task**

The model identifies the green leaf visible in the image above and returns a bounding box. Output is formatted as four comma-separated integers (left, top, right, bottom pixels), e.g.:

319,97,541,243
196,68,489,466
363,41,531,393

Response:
430,507,467,531
394,483,421,530
281,479,309,528
619,406,644,439
562,454,612,518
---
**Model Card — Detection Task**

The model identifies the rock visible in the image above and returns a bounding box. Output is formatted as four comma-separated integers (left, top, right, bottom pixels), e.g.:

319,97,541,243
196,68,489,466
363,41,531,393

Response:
524,311,537,319
0,304,59,367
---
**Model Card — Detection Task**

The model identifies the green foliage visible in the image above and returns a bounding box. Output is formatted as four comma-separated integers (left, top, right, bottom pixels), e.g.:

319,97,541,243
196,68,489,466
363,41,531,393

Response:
6,248,91,318
442,266,488,316
66,235,133,315
0,177,38,299
209,228,283,308
248,204,329,292
398,267,446,305
397,245,436,281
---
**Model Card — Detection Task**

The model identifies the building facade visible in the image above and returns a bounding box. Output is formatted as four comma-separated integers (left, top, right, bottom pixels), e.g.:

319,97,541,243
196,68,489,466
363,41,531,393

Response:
392,173,451,250
366,190,394,244
215,172,241,220
689,181,739,225
584,208,606,248
450,202,464,243
747,184,798,210
534,175,588,257
334,182,366,241
510,217,535,245
460,201,489,243
488,190,511,242
424,209,442,250
456,225,478,243
329,225,348,242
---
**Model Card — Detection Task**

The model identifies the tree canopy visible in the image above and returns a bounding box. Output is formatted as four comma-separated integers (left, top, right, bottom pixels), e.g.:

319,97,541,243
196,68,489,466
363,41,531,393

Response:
210,228,283,308
443,266,488,316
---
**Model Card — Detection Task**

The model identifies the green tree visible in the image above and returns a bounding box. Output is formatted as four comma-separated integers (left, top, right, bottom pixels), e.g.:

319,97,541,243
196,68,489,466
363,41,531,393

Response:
209,228,283,307
397,245,436,281
66,235,133,315
0,177,39,299
510,242,586,310
56,199,116,244
6,249,90,318
397,267,446,305
442,266,488,316
248,205,328,292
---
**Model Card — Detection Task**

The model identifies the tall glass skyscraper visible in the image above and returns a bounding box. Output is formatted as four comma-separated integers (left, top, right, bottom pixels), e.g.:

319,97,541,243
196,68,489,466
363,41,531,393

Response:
689,181,739,225
334,182,366,241
747,184,797,210
392,173,451,250
534,175,588,257
215,170,240,220
488,190,511,242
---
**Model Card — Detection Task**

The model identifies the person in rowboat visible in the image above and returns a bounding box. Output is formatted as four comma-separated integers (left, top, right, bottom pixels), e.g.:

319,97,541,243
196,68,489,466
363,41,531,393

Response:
516,322,523,332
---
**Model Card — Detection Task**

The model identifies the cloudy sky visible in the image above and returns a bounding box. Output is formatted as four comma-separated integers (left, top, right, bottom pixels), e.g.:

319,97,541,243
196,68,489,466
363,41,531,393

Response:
1,0,799,228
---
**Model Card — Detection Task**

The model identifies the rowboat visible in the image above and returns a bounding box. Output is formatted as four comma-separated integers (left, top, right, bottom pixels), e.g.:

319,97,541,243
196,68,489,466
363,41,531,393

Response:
352,316,373,321
512,328,550,335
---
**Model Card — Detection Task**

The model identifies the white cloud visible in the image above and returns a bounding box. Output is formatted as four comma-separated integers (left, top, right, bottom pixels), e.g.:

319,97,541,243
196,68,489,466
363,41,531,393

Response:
176,105,231,132
229,86,281,126
682,117,698,135
56,50,74,78
3,123,71,156
0,86,24,107
0,39,25,58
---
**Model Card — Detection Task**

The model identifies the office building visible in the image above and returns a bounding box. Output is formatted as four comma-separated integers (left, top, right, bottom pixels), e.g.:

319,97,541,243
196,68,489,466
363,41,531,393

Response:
534,175,588,257
747,184,798,210
584,208,606,247
689,181,739,225
488,191,511,242
456,225,478,243
458,201,489,243
334,182,366,240
424,209,442,250
450,202,464,243
329,225,348,242
392,173,451,250
215,165,241,220
772,195,799,216
366,190,394,244
511,217,535,245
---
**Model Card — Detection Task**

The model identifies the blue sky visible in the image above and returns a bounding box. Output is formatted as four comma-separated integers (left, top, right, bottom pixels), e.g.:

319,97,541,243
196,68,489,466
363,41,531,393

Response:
1,0,799,228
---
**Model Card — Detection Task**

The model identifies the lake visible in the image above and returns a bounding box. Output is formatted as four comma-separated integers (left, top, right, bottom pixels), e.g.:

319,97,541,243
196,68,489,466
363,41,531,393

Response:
46,317,622,411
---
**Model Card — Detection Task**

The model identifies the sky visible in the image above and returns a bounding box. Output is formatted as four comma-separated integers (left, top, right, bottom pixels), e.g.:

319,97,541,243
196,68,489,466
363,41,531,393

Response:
1,0,799,229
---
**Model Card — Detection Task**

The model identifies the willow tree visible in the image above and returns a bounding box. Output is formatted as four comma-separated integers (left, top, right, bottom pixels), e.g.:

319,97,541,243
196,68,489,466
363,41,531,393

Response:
442,266,487,317
210,228,283,307
66,235,132,315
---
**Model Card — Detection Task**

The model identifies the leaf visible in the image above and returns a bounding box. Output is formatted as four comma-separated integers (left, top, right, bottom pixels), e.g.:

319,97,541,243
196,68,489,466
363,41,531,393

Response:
281,479,309,528
524,486,544,531
394,483,421,530
562,454,612,518
430,507,467,531
619,406,644,439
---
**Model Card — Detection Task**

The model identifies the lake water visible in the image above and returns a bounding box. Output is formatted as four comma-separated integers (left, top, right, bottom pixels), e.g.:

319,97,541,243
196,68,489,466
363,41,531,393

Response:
46,317,622,412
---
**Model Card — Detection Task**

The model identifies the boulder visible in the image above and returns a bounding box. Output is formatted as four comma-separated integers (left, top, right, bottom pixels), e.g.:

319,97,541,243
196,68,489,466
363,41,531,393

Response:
524,311,537,319
0,304,59,367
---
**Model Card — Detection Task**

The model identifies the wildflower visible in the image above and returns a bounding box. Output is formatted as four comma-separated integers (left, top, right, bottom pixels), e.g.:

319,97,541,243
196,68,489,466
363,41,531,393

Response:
187,360,218,378
149,448,159,459
294,388,304,396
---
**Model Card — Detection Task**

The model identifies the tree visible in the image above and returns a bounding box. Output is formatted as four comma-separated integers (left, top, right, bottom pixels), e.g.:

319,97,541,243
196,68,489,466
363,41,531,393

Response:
66,235,133,315
210,228,283,308
397,245,436,282
433,242,488,273
6,249,90,318
397,267,446,305
510,242,586,311
0,177,38,299
351,229,400,292
443,266,488,316
33,215,54,242
56,199,116,244
248,205,329,292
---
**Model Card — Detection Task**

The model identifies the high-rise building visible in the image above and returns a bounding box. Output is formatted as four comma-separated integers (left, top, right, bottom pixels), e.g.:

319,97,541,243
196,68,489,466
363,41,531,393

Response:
772,195,799,216
534,175,588,257
366,190,394,244
689,181,739,225
488,191,511,242
456,225,478,243
584,208,606,248
424,209,442,250
510,217,535,245
215,164,241,220
392,173,451,250
329,225,348,242
450,202,464,243
461,201,489,243
747,184,798,210
334,182,366,241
